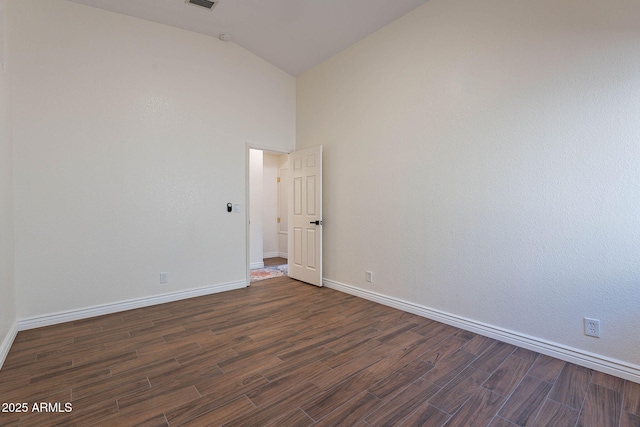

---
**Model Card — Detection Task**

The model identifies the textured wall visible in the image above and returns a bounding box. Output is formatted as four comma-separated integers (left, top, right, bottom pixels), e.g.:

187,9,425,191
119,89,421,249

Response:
0,0,16,360
263,153,283,258
298,0,640,366
9,0,295,318
249,149,264,267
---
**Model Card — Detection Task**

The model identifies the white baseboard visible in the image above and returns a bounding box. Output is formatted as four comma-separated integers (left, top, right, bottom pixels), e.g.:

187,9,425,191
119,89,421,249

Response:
324,278,640,384
250,262,265,270
278,252,288,259
17,280,246,331
0,321,18,370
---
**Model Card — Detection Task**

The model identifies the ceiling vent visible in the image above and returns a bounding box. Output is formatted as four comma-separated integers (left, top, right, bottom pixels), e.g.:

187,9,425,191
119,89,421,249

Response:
185,0,218,10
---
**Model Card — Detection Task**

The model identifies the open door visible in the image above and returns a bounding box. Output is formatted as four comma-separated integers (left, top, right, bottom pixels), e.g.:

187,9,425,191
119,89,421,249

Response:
288,146,322,286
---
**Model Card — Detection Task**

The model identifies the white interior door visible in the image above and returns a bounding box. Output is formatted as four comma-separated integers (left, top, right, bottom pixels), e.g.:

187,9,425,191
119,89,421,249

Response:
288,146,322,287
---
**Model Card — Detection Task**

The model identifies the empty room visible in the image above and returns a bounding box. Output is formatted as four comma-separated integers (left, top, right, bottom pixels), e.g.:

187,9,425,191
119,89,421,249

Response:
1,0,639,426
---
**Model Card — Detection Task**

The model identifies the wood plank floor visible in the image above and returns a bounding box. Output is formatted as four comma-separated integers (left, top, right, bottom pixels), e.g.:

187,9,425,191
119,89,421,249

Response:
263,257,287,267
1,276,638,426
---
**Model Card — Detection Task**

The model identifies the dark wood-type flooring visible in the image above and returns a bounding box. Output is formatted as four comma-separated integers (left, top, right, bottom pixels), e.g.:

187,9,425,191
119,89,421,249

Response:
263,257,287,267
1,276,639,426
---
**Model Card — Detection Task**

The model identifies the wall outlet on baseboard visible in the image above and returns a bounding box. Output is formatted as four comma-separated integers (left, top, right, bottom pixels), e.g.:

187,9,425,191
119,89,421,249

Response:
160,272,168,284
584,317,600,338
366,271,373,283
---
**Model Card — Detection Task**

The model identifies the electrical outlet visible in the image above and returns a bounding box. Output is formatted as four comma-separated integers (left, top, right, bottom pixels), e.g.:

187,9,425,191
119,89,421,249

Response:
366,271,373,283
160,272,168,284
584,317,600,338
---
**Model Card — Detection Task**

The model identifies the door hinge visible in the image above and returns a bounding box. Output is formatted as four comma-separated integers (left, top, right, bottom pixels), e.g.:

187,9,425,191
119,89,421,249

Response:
277,217,281,223
277,177,281,183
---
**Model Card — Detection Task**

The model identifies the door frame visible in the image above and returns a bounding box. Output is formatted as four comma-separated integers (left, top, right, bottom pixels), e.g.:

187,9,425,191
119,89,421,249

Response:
245,143,291,286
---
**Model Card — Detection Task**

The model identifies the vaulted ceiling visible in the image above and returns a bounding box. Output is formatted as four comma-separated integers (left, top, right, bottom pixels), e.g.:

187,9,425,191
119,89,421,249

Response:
66,0,429,76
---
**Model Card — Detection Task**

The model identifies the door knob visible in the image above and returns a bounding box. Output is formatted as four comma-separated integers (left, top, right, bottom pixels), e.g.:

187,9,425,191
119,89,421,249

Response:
310,220,323,225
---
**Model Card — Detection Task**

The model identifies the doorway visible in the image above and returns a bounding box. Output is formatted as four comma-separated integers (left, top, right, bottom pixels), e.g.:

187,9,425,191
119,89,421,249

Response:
248,148,289,282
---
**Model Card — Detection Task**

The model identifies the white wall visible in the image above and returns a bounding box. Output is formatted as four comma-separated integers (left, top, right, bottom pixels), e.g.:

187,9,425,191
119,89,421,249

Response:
249,149,264,268
0,0,16,366
263,153,281,258
298,0,640,372
250,151,285,266
8,0,295,319
277,155,289,258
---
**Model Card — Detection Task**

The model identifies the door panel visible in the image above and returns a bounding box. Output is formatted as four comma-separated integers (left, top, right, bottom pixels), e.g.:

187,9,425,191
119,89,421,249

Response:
294,177,302,215
293,228,302,266
306,176,316,215
288,146,322,287
306,229,317,269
